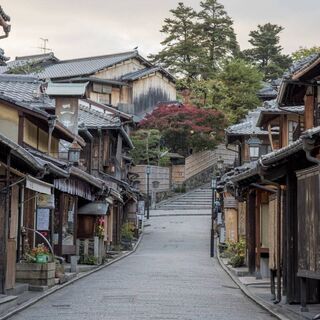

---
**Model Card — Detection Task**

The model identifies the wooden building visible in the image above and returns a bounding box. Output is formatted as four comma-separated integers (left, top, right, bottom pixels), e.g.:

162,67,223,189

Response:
229,53,320,310
4,50,176,120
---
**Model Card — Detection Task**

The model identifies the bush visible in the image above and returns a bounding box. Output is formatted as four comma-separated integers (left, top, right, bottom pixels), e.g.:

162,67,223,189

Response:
229,255,245,268
121,222,134,241
79,255,98,265
225,239,246,268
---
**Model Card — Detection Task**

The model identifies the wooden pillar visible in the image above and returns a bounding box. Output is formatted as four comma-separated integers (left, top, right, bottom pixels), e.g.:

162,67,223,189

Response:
304,87,314,130
286,171,300,303
282,187,287,298
255,191,262,279
247,190,256,275
300,277,308,312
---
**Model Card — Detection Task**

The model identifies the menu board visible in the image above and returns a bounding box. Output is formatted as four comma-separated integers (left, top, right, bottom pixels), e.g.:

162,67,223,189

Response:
36,208,50,231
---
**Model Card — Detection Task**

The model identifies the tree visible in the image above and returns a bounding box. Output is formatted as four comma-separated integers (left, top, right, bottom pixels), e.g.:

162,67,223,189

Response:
130,129,169,166
291,46,320,61
209,59,263,123
196,0,239,78
149,2,200,79
242,23,292,80
139,104,227,157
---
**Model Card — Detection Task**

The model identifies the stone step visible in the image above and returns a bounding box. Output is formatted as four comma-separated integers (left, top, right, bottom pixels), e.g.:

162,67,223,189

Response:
0,295,17,316
160,205,212,210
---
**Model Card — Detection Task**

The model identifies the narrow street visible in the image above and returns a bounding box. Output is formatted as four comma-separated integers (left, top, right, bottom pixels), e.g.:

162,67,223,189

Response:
9,212,275,320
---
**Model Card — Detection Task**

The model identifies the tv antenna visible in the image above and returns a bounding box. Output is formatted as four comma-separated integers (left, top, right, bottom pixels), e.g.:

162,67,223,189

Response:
38,38,52,54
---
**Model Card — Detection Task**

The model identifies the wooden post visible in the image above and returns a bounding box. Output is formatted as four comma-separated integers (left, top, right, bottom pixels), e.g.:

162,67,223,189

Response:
300,277,308,312
255,191,262,279
247,190,256,275
304,86,314,130
276,188,282,303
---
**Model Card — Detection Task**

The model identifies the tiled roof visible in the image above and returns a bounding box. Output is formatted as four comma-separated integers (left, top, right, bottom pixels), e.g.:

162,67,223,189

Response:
46,82,88,96
35,51,142,79
283,53,320,79
261,99,304,113
225,108,268,136
122,66,175,82
121,67,160,80
78,105,121,129
0,74,52,108
257,82,278,99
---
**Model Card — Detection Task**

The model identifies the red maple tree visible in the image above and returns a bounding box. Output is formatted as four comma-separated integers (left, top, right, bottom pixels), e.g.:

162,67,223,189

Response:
139,103,227,157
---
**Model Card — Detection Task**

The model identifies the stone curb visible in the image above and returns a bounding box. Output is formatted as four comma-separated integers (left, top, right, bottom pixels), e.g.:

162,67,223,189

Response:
216,250,293,320
0,234,144,320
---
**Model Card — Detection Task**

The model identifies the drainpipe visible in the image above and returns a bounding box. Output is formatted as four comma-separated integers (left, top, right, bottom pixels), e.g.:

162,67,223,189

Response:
80,127,94,174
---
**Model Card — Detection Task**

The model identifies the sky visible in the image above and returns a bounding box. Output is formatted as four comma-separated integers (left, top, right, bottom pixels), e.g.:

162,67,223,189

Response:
1,0,319,61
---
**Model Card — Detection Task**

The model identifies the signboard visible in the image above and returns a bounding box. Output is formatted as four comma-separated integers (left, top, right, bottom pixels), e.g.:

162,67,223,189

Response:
36,208,50,231
37,193,55,209
26,176,52,195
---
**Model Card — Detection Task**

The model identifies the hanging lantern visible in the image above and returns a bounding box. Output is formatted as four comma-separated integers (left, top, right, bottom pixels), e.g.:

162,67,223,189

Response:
247,135,261,161
68,140,82,164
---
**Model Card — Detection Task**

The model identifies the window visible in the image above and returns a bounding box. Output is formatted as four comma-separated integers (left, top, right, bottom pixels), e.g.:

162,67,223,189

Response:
98,93,111,105
288,121,298,143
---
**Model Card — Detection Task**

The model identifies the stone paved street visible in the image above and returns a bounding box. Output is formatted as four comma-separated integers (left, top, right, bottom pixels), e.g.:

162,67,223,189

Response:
9,212,275,320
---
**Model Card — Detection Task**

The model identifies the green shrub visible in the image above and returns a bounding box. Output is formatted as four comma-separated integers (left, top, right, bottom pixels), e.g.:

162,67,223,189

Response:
79,255,98,265
229,255,245,268
225,239,246,268
121,222,134,241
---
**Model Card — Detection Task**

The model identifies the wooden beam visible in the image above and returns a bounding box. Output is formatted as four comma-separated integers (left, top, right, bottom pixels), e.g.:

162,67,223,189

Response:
304,87,314,130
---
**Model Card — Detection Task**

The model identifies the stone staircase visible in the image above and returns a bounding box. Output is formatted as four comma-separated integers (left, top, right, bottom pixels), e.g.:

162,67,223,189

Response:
156,185,212,210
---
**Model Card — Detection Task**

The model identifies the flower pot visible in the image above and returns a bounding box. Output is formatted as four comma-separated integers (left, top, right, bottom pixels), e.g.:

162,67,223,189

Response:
36,254,49,264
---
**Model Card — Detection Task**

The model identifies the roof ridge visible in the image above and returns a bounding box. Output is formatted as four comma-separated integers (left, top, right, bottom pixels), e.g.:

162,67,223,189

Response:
58,51,137,64
0,74,40,83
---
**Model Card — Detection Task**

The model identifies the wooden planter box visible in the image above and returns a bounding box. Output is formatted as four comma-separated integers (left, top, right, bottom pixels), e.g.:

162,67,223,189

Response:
16,262,56,287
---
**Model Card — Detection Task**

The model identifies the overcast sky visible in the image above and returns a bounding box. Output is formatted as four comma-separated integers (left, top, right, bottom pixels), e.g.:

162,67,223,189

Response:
1,0,319,61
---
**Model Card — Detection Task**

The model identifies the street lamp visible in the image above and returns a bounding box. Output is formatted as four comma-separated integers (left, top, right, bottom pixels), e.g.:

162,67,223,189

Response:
146,165,151,220
211,177,217,257
247,135,261,161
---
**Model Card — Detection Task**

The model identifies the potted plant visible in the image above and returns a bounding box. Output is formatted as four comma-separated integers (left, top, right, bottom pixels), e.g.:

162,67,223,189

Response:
16,244,56,287
120,222,134,250
30,243,50,263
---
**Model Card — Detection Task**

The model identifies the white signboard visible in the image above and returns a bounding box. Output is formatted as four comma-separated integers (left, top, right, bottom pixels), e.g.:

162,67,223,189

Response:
36,208,50,231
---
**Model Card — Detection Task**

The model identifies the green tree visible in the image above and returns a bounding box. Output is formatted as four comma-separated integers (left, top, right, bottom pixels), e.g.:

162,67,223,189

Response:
130,129,169,166
197,0,239,78
242,23,292,80
149,2,200,79
291,46,320,61
210,59,263,123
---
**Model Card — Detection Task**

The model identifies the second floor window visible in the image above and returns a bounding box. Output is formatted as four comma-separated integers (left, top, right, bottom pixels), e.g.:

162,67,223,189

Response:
288,121,298,144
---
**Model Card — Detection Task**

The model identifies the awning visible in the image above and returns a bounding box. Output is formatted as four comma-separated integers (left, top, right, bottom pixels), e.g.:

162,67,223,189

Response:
25,175,53,195
78,201,109,216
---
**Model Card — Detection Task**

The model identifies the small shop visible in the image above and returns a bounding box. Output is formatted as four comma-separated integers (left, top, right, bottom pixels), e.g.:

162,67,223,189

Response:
53,167,108,262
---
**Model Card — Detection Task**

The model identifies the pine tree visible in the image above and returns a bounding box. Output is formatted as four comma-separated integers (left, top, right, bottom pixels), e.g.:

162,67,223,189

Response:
149,2,200,79
242,23,292,80
197,0,239,78
209,59,263,123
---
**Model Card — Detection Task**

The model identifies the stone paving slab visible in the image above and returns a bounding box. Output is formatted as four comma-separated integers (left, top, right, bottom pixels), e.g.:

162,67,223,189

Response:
7,215,275,320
